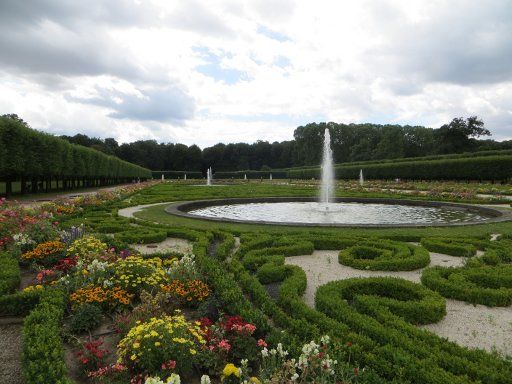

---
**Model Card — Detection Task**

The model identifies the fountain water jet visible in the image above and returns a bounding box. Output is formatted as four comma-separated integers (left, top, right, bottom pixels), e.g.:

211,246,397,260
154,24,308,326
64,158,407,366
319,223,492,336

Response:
359,169,364,186
320,128,335,204
206,167,212,186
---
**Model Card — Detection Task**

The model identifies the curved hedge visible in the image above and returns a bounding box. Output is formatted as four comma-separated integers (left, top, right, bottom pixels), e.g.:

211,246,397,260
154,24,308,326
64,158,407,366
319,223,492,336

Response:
338,241,429,271
421,265,512,306
420,237,488,257
316,277,446,325
287,154,512,181
0,116,151,195
230,232,512,384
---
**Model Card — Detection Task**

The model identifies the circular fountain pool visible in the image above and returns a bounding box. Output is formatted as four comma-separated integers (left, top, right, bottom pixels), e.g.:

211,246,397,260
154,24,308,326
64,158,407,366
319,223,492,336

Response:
166,198,508,227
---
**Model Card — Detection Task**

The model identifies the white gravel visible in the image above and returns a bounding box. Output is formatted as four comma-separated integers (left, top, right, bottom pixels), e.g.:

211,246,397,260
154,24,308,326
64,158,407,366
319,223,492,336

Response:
131,237,193,255
285,250,512,356
118,202,171,219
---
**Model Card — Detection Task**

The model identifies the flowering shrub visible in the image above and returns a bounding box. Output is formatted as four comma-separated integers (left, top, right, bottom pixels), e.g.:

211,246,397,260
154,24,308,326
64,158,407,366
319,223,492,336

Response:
199,315,260,373
161,279,210,305
67,236,108,261
114,256,166,294
76,338,110,373
117,313,206,375
21,240,66,261
87,363,127,381
166,254,201,281
259,336,367,383
70,285,133,307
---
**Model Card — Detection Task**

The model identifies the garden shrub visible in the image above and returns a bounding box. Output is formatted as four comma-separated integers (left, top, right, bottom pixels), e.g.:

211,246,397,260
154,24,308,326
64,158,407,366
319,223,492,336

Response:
421,265,512,306
420,237,487,257
316,277,446,324
117,313,205,375
0,290,41,316
256,262,289,284
338,241,429,271
22,288,68,384
69,303,103,333
0,251,20,294
116,228,167,244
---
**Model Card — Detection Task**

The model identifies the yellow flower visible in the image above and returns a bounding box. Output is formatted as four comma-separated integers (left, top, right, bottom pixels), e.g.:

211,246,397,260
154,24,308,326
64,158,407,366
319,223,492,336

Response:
133,342,140,349
155,342,161,347
222,363,240,378
249,378,261,384
130,354,137,361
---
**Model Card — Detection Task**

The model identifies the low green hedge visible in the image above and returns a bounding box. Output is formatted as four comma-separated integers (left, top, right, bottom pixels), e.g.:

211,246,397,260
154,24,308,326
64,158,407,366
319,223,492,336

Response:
22,288,69,384
0,290,41,316
420,237,488,257
231,232,512,383
316,277,446,325
338,241,430,271
115,228,167,244
421,265,512,306
0,251,20,295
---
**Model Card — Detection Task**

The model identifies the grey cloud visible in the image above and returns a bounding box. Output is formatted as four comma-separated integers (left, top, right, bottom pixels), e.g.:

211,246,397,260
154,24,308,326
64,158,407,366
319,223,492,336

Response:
168,0,234,37
0,0,165,87
0,0,159,29
367,0,512,87
68,86,195,124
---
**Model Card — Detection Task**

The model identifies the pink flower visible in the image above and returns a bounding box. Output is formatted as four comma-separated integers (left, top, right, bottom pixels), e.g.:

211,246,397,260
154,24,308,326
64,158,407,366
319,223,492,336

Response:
257,339,267,348
218,339,231,352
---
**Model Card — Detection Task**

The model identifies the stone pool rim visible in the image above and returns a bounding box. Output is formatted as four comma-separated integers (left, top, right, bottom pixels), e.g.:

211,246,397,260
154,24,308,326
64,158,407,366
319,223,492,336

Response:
164,197,512,228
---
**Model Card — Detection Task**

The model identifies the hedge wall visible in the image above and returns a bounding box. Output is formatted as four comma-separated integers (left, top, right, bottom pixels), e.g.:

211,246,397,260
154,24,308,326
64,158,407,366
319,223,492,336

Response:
288,154,512,181
0,116,152,195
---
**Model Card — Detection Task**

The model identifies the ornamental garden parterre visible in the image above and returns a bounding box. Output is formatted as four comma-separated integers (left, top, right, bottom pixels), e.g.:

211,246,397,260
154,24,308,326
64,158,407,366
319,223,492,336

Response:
2,181,512,383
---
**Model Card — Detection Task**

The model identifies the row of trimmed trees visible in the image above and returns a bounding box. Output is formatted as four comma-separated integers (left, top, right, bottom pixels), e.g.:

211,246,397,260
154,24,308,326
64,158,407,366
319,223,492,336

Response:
0,115,152,196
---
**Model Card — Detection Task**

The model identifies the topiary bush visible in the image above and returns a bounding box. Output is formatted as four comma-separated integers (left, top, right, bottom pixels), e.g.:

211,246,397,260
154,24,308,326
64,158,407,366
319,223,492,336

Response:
338,241,429,271
69,303,103,334
316,277,446,325
421,265,512,306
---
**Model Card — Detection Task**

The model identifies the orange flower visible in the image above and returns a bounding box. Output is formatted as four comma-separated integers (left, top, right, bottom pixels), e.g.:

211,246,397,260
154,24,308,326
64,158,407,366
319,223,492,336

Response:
21,240,66,260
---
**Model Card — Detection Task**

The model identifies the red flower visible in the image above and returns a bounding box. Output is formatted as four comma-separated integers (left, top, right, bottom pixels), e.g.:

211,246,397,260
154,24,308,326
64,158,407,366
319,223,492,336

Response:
354,367,359,376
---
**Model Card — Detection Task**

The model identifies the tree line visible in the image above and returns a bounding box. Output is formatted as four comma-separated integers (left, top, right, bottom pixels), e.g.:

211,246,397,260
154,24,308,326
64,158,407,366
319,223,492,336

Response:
0,115,151,195
59,117,511,172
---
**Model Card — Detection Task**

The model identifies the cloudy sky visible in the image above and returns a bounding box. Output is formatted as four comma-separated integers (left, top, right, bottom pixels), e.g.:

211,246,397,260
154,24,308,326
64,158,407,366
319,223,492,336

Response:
0,0,511,147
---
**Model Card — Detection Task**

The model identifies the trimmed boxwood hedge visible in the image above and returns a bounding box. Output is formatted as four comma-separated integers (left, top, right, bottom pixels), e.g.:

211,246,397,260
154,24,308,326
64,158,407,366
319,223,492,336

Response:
338,241,430,271
316,277,446,325
0,251,20,295
287,154,512,181
420,237,488,257
22,288,69,384
230,232,512,384
421,265,512,306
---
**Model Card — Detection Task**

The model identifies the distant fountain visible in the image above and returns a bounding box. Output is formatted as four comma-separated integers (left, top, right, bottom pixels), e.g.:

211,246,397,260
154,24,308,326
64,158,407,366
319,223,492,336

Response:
244,174,247,180
206,167,212,186
161,174,164,181
320,128,335,204
184,174,187,181
359,169,364,186
270,173,272,181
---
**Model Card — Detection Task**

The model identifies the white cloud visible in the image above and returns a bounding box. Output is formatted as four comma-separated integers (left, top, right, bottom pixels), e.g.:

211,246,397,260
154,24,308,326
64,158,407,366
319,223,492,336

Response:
0,0,511,147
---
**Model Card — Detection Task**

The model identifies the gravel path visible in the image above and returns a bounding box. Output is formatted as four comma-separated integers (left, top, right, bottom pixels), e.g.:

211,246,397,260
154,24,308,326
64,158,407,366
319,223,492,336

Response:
131,237,193,255
118,202,171,219
0,324,24,384
285,250,512,356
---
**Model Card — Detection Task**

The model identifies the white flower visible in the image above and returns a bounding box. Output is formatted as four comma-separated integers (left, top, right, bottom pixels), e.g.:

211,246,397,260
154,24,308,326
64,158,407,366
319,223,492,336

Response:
261,347,269,357
277,343,288,357
291,373,299,381
166,373,181,384
320,335,330,345
200,375,211,384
